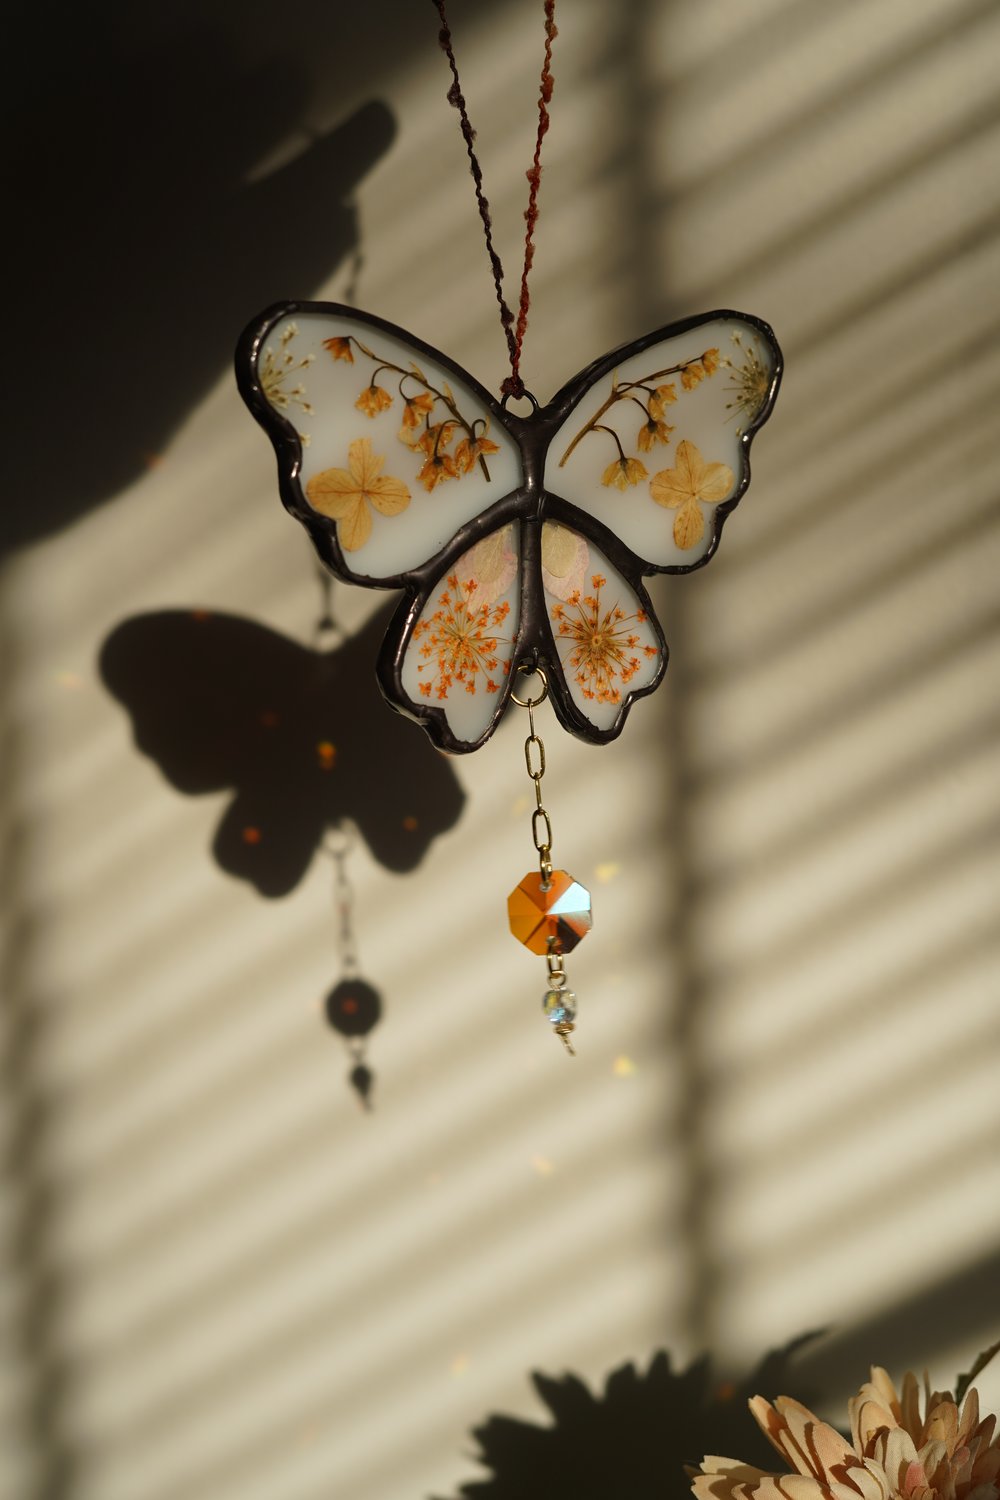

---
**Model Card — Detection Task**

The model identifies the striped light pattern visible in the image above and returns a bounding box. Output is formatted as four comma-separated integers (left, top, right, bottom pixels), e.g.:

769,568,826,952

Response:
1,2,998,1498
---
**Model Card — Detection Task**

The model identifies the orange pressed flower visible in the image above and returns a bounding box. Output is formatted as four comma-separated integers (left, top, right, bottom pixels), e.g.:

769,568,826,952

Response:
702,346,721,374
680,359,705,390
601,456,648,490
323,336,354,363
418,450,460,491
649,438,734,549
305,437,410,552
636,416,674,453
416,421,457,456
412,570,511,700
454,431,501,472
653,382,677,408
355,383,394,417
398,391,435,441
550,573,655,705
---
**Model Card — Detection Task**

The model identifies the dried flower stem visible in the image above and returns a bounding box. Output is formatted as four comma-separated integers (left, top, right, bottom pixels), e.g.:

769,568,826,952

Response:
344,334,492,480
558,353,710,467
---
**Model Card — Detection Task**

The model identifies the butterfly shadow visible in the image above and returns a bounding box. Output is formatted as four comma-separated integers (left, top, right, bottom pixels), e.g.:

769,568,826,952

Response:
431,1336,823,1500
98,601,466,898
1,9,395,557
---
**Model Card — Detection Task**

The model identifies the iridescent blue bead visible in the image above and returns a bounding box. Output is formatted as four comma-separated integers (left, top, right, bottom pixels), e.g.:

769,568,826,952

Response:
542,987,577,1026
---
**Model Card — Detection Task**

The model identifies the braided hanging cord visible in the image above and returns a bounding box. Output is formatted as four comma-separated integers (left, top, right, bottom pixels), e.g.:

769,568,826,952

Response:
432,0,558,399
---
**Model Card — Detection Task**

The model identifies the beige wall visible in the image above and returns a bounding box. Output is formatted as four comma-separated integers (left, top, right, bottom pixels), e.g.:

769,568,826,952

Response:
2,1,998,1496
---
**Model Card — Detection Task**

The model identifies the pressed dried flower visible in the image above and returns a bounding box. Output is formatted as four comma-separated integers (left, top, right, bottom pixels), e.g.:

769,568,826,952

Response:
454,431,501,472
323,335,354,363
636,415,675,453
417,449,460,491
305,437,410,552
601,455,648,490
355,383,393,417
649,438,734,549
550,573,656,704
398,391,435,442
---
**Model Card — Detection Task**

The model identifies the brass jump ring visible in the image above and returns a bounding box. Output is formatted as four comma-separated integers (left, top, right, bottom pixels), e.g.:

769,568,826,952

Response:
510,662,549,708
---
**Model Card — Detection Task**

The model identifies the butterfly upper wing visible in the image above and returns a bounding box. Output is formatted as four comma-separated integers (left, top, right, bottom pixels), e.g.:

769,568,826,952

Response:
236,302,524,586
541,310,781,573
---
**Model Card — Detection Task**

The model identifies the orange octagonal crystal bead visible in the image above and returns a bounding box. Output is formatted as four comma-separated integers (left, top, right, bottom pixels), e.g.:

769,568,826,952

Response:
507,869,592,955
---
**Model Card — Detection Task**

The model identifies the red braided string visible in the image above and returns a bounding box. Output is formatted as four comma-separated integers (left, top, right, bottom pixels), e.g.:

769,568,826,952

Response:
510,0,557,397
432,0,557,399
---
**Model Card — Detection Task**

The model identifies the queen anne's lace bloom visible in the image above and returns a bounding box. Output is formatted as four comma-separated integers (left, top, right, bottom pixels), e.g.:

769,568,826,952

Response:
692,1368,1000,1500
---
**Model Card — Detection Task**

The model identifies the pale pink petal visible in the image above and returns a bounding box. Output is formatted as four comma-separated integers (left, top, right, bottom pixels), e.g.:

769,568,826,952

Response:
927,1401,959,1451
870,1370,903,1421
810,1417,863,1478
972,1414,997,1450
830,1484,878,1500
882,1424,919,1489
774,1475,842,1500
773,1397,857,1481
952,1443,975,1490
752,1398,818,1477
701,1458,775,1478
916,1439,948,1493
957,1390,981,1450
465,526,518,610
849,1460,891,1500
751,1397,805,1468
906,1458,930,1492
749,1476,827,1500
853,1397,899,1454
898,1373,923,1443
541,522,588,601
693,1470,762,1500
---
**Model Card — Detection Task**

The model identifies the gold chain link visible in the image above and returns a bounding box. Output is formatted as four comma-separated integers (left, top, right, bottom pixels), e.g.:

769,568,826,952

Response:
518,670,554,886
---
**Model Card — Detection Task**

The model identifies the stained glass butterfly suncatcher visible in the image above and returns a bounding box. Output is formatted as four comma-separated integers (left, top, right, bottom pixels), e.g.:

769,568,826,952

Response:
236,303,781,753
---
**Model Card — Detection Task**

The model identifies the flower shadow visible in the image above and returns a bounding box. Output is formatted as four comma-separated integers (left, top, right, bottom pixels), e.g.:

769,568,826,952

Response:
434,1337,823,1500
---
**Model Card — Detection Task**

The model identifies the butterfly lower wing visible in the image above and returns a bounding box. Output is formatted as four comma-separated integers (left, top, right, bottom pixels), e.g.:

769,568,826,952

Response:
385,520,525,752
237,302,523,586
539,521,666,740
542,311,780,573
